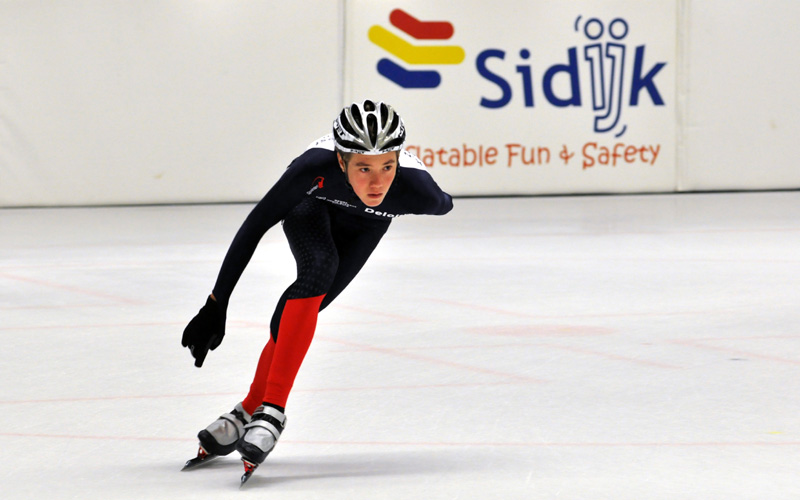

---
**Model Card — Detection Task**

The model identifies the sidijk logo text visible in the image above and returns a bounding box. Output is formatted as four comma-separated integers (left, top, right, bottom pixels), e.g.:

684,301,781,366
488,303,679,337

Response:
475,17,666,138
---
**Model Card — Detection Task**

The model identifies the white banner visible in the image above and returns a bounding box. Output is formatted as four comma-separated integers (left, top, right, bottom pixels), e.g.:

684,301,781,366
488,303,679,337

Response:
345,0,677,196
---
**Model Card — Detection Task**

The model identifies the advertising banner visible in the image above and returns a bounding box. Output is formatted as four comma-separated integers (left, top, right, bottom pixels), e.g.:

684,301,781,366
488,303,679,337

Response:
345,1,677,196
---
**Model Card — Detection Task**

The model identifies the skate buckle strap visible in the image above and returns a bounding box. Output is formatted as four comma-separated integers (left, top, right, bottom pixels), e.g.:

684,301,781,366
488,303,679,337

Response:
247,406,286,439
229,410,250,426
232,402,252,424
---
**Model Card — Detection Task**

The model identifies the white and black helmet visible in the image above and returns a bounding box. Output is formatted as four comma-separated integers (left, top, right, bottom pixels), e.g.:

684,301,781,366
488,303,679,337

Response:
333,100,406,155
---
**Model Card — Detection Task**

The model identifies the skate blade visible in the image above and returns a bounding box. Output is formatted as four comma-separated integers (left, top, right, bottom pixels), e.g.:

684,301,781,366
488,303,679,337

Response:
181,445,219,471
182,454,220,470
239,459,259,487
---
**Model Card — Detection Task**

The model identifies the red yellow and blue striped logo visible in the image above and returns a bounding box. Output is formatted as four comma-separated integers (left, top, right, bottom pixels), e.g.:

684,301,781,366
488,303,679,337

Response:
369,9,465,89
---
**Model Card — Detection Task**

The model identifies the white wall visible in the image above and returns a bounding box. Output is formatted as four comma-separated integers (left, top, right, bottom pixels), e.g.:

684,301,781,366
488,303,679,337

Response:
0,1,797,207
0,1,342,206
678,0,800,191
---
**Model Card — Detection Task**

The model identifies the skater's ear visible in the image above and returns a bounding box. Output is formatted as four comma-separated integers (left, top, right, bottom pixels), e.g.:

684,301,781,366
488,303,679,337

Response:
336,152,351,172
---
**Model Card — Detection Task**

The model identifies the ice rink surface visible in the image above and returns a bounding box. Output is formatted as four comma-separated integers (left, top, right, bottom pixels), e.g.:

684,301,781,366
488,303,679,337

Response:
1,192,799,499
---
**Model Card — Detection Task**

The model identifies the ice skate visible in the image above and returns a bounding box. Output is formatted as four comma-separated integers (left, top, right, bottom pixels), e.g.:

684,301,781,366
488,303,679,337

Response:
182,402,251,471
236,405,286,485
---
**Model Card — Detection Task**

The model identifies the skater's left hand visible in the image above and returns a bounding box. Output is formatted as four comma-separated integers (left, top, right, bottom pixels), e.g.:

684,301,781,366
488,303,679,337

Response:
182,295,226,367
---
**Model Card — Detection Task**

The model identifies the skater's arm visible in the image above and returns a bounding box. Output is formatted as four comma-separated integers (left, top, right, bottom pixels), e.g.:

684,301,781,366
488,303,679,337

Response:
395,151,453,216
210,164,309,306
401,168,454,216
420,178,453,216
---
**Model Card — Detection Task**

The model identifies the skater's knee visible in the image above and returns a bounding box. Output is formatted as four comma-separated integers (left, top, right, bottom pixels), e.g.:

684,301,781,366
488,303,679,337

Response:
300,251,338,290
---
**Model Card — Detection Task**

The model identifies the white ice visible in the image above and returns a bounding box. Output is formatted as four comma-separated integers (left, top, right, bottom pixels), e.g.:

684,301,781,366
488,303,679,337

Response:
1,192,799,499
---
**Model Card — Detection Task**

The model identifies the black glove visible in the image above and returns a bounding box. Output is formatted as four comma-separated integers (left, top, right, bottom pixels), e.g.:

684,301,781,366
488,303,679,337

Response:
182,296,226,368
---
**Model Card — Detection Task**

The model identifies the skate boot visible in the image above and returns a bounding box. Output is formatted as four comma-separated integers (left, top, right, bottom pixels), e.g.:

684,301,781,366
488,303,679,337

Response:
236,405,286,484
198,402,252,455
183,402,252,470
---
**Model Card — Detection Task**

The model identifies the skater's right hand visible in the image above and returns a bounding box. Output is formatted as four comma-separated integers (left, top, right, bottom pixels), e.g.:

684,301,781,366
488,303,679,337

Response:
182,295,226,368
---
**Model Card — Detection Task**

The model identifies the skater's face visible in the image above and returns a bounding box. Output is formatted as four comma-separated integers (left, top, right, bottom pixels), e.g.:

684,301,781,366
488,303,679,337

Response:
338,151,398,207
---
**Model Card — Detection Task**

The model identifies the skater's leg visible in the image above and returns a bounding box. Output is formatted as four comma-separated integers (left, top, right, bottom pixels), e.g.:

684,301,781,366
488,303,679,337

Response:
259,210,389,407
257,212,389,408
237,204,389,469
262,295,325,407
261,199,338,408
241,338,276,415
236,200,338,468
